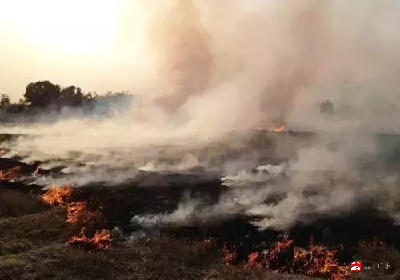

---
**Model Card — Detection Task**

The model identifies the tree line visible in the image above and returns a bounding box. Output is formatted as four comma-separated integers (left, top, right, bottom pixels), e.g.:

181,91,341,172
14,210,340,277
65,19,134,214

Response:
0,80,336,123
0,81,132,121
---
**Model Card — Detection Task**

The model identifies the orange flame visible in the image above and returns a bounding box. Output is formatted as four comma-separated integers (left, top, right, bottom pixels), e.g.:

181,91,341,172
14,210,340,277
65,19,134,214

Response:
42,187,96,224
254,124,286,132
67,227,112,250
222,242,238,265
41,186,72,206
245,252,265,270
42,186,112,250
66,201,95,224
224,236,349,279
0,166,22,181
293,243,348,279
271,125,286,132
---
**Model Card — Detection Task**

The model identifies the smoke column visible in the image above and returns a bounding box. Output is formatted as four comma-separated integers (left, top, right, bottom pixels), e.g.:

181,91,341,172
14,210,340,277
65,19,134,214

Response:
150,0,214,112
2,0,400,229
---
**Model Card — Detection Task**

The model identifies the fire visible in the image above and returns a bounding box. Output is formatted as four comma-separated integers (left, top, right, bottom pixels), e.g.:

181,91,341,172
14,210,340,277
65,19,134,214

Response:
293,238,349,279
243,237,294,272
245,252,265,270
222,242,238,265
67,227,112,251
66,201,95,224
223,236,349,279
41,186,72,206
0,166,22,180
254,124,286,132
271,125,286,132
227,124,286,134
42,187,95,224
41,186,113,250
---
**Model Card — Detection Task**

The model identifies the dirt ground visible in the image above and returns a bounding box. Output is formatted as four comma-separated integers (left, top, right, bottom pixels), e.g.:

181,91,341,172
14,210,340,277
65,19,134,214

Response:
2,132,400,279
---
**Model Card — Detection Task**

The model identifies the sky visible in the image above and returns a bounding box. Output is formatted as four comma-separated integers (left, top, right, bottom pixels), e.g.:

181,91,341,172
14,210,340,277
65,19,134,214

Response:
2,0,400,108
0,0,262,101
0,0,159,101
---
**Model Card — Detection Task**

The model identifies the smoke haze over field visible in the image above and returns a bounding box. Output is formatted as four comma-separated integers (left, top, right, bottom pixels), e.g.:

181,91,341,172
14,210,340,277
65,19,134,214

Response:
3,0,400,230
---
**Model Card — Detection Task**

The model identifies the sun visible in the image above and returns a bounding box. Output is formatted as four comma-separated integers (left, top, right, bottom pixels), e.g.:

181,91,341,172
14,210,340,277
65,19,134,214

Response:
2,0,123,55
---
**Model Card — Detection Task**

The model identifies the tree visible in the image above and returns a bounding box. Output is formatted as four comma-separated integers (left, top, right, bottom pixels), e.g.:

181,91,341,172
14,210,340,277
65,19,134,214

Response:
0,94,11,109
60,85,85,107
24,81,61,108
5,103,25,115
84,92,94,100
23,81,94,110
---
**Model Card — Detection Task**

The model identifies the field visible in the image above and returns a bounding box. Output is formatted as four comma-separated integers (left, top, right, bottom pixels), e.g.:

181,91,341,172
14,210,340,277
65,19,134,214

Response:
1,131,400,279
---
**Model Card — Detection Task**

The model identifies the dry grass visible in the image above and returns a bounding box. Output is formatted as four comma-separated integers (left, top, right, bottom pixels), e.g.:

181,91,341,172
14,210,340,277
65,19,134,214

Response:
1,184,400,279
0,237,315,280
0,184,314,279
0,187,47,217
351,239,400,279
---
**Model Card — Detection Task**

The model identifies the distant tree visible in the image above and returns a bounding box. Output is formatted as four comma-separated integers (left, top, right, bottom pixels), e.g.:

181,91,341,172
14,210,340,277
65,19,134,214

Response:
92,91,133,116
1,81,133,121
23,81,97,111
24,81,62,108
0,94,11,109
84,92,94,100
60,85,85,107
320,99,334,115
5,103,25,115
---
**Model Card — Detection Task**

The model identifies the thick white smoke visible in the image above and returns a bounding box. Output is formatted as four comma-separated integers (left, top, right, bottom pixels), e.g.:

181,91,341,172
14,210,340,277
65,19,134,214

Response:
2,0,400,229
132,134,400,230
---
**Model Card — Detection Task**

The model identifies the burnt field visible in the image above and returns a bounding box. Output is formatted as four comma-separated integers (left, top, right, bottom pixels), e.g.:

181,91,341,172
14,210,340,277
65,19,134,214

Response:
1,131,400,279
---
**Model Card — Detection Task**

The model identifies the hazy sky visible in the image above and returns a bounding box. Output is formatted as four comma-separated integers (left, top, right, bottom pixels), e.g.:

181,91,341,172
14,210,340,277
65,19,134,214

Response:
0,0,260,101
3,0,399,105
0,0,160,101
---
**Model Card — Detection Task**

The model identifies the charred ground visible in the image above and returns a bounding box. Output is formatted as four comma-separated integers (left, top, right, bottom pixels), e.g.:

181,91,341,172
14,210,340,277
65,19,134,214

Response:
1,132,400,279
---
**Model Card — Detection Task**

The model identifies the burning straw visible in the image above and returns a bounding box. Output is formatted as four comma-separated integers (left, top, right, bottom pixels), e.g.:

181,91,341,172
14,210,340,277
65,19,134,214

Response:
0,166,22,181
67,227,112,251
223,236,349,279
41,186,113,251
41,186,73,206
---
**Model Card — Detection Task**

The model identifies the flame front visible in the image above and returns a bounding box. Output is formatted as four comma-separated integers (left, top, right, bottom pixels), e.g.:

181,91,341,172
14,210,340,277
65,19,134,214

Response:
255,124,286,132
66,201,95,224
41,186,113,250
41,186,72,206
293,242,349,279
223,236,349,279
222,242,238,264
67,228,112,250
0,166,22,181
271,125,286,132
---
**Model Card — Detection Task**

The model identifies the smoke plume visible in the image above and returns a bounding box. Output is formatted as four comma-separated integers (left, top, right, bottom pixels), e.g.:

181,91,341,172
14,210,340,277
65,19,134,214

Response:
3,0,400,230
